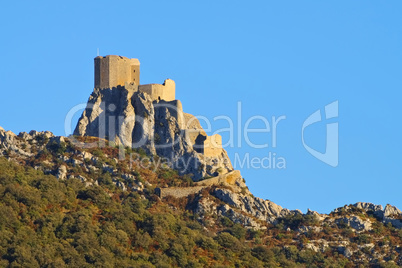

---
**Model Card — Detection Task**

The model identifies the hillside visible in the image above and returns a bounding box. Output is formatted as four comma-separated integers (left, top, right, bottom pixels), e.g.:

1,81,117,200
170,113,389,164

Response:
0,128,402,267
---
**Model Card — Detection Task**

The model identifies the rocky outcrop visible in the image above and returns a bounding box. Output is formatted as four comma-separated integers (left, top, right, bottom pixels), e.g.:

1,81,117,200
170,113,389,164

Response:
335,216,372,231
212,188,294,223
354,202,383,213
74,87,137,147
384,204,402,217
185,185,297,227
333,202,402,229
383,204,402,228
306,209,327,221
74,87,232,180
0,128,56,158
56,165,67,180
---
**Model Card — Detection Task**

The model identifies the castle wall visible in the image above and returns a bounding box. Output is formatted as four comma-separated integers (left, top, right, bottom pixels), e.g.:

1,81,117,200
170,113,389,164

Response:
138,84,161,98
94,55,174,102
155,186,206,199
95,55,140,89
203,134,223,157
183,113,206,149
181,113,223,156
195,170,242,187
183,132,223,157
130,58,140,85
154,171,242,199
138,79,175,101
184,130,203,149
163,79,175,100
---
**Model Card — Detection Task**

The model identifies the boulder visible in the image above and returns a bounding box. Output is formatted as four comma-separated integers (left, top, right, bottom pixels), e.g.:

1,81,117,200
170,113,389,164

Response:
335,216,372,231
56,165,67,180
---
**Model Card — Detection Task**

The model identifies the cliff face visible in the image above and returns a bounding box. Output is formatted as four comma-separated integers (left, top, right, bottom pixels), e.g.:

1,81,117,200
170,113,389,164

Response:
73,87,233,181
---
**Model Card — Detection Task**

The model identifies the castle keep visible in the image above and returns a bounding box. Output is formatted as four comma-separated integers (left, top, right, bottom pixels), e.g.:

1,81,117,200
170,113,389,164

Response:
95,55,140,89
94,55,175,101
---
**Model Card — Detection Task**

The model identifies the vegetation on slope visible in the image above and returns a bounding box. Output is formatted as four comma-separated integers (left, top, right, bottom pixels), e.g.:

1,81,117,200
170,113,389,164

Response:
0,135,401,267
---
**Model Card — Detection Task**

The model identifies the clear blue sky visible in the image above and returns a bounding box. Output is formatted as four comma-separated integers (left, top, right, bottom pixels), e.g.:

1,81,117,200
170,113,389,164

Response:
1,1,401,213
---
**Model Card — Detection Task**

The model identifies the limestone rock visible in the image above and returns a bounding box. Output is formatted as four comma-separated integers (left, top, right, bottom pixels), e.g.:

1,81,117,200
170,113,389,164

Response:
297,225,323,234
307,208,327,221
214,188,240,207
194,196,215,216
50,136,65,145
354,202,383,212
77,175,87,182
384,204,402,217
114,180,127,191
335,216,372,231
333,203,402,229
29,130,54,141
304,243,320,252
338,247,353,258
213,188,290,223
0,128,32,157
56,165,67,180
382,204,402,228
217,204,262,228
383,217,402,228
74,87,233,180
132,92,155,155
74,87,136,147
80,151,93,160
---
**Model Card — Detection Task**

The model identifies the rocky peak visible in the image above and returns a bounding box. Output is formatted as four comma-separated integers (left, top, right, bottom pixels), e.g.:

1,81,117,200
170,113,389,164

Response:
384,204,402,217
74,86,233,181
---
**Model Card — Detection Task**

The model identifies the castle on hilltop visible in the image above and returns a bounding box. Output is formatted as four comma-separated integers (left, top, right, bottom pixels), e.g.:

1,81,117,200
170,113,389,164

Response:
94,55,175,101
88,55,225,160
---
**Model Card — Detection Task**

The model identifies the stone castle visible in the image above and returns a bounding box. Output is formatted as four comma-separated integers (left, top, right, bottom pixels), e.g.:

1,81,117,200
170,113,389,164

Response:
94,55,175,101
91,55,224,159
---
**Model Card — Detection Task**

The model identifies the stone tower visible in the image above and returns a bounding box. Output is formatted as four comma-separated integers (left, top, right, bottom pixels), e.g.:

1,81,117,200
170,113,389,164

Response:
94,55,140,89
93,55,175,101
